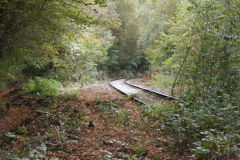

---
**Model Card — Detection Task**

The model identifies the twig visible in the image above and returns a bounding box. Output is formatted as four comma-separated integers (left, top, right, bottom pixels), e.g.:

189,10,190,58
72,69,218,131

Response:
55,126,63,150
36,110,53,115
0,87,16,97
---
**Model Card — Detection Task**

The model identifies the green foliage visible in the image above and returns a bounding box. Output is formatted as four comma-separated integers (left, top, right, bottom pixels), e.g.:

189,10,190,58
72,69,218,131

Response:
145,71,174,91
23,77,62,96
136,0,240,158
49,26,114,83
0,0,239,158
0,132,17,139
124,94,139,100
164,101,240,159
140,100,239,159
141,103,175,121
137,0,179,69
0,0,110,88
105,0,149,76
98,101,119,110
17,124,27,135
136,147,147,155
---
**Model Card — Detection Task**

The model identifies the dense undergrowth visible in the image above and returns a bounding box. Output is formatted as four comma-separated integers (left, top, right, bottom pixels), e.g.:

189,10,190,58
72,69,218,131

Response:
140,98,240,159
137,0,240,159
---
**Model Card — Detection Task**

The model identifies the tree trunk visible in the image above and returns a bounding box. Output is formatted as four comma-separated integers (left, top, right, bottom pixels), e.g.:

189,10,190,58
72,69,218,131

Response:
148,64,152,79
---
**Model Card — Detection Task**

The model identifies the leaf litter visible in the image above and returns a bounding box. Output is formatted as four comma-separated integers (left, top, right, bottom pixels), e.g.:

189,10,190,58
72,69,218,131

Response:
0,84,189,159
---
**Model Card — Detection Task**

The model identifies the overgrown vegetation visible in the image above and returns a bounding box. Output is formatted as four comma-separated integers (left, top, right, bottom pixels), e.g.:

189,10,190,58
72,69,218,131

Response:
0,0,239,159
137,0,240,159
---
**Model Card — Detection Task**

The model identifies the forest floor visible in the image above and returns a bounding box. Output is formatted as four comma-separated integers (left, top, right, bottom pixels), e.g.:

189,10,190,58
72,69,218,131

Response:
0,83,190,160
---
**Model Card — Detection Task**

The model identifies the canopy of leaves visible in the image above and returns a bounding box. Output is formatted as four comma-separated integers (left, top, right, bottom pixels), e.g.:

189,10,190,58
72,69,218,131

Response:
0,0,113,88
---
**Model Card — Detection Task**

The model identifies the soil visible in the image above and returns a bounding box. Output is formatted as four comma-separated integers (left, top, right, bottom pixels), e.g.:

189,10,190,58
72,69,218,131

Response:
0,84,190,160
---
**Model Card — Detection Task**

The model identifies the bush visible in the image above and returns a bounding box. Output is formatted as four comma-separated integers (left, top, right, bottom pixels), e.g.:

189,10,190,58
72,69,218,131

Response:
161,100,240,159
140,99,239,159
23,77,62,96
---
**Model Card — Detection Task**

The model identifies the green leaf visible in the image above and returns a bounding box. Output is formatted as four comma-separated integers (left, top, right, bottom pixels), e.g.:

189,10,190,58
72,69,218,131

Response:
4,132,17,138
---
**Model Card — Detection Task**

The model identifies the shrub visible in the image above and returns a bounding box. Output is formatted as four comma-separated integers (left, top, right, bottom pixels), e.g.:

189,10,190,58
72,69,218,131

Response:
23,77,62,96
162,100,240,159
140,99,239,159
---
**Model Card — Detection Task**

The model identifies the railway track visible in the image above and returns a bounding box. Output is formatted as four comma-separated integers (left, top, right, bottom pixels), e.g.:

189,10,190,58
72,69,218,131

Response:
109,78,179,106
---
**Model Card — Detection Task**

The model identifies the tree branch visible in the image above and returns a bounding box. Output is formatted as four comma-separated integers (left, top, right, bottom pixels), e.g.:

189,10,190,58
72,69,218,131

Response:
171,47,190,96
